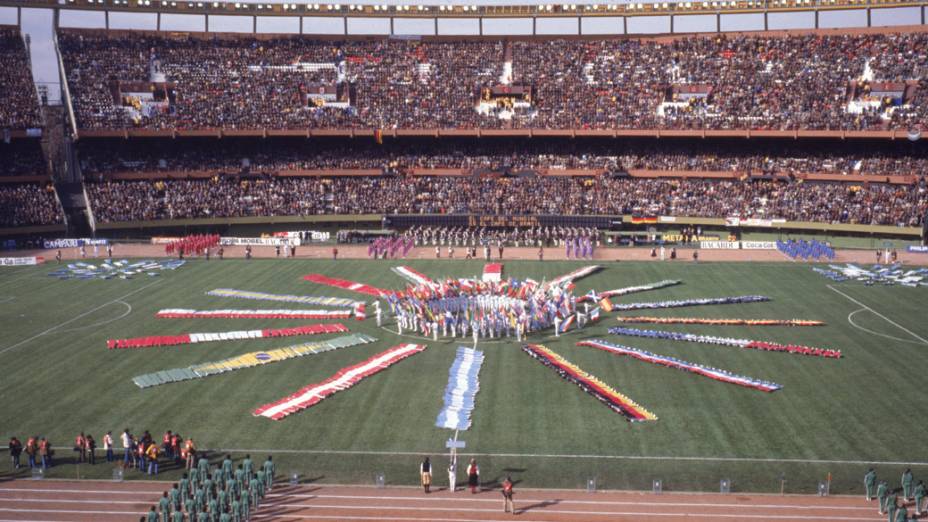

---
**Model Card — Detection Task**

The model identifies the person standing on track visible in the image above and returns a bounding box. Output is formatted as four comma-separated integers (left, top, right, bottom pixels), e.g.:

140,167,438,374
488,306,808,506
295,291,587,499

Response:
501,475,515,514
902,469,914,499
86,434,96,465
420,457,432,494
158,491,171,522
263,456,275,491
448,457,457,493
914,480,926,515
74,432,87,463
8,436,22,470
865,468,877,501
24,436,36,469
467,458,480,494
103,431,113,463
877,480,889,514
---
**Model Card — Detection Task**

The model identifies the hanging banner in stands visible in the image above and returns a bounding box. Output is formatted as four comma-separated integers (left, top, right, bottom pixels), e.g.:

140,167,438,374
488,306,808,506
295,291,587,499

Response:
1,256,43,266
740,241,777,250
388,215,614,229
43,238,109,249
725,218,786,227
699,241,742,249
219,237,293,247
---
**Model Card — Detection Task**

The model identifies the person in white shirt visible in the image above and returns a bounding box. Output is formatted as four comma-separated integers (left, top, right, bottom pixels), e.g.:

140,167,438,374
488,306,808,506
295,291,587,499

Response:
103,431,114,462
120,429,131,466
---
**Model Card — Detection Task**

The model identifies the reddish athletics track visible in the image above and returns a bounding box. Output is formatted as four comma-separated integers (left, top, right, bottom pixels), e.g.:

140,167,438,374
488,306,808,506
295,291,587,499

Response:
0,479,895,521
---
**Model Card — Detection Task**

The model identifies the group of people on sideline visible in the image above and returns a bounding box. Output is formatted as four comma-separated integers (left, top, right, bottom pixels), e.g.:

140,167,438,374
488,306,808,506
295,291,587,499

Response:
141,454,275,522
865,468,926,522
419,457,515,514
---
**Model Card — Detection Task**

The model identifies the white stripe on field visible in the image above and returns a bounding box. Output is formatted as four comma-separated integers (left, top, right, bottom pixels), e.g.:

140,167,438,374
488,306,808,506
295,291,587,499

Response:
827,285,928,345
206,448,928,466
0,488,162,496
0,280,159,357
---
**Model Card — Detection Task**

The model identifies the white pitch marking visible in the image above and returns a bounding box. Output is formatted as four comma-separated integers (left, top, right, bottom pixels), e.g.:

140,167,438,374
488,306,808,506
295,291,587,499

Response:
846,309,926,346
0,488,163,496
0,280,160,357
828,284,928,346
210,447,928,467
56,300,133,333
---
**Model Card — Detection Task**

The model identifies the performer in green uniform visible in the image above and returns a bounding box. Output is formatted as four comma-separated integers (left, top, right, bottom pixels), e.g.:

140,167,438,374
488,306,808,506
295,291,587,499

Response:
263,456,275,491
147,506,158,522
218,489,229,512
877,481,889,514
902,469,914,499
158,492,171,522
171,509,184,522
222,455,234,482
198,456,210,477
231,497,241,522
886,492,898,522
189,467,200,492
170,484,181,512
242,455,254,484
865,469,877,501
196,511,208,522
893,504,907,522
219,511,232,522
915,480,927,516
179,474,190,507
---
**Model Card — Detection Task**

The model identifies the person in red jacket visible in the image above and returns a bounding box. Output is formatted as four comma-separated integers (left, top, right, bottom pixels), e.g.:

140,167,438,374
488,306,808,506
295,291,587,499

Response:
467,459,479,494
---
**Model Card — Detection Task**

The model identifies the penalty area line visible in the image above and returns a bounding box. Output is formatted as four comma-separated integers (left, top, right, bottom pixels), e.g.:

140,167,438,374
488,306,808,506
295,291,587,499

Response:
827,284,928,346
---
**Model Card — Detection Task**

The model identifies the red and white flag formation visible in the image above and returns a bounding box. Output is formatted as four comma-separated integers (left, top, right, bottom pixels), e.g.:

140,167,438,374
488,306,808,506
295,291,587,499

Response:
482,263,503,282
303,273,397,297
546,265,601,287
107,323,348,349
253,343,426,420
156,309,353,319
391,266,434,286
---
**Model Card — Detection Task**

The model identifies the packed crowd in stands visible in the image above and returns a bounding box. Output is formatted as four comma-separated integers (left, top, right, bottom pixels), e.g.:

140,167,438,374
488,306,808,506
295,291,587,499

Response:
85,174,928,227
59,31,928,131
0,140,47,177
0,29,42,130
0,183,64,227
78,137,928,178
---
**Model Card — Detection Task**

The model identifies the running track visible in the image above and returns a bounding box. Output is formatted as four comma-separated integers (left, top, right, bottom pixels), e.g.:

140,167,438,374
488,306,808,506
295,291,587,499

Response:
0,480,900,521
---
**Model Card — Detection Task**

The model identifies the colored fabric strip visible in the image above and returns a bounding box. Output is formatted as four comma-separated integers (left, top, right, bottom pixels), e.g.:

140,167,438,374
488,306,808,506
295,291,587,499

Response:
435,347,485,431
156,309,353,319
131,333,377,388
614,317,824,326
579,280,681,302
546,265,602,288
608,327,842,358
253,343,426,420
578,339,782,392
206,288,363,308
611,295,770,311
303,273,396,297
522,344,656,422
391,266,434,286
107,323,348,349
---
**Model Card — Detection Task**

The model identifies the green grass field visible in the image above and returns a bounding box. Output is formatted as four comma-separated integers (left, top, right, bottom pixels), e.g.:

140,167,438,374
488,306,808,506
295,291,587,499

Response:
1,258,927,495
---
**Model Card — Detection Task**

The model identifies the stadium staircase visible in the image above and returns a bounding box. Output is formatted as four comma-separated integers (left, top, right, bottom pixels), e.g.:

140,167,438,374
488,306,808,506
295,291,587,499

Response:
41,105,93,236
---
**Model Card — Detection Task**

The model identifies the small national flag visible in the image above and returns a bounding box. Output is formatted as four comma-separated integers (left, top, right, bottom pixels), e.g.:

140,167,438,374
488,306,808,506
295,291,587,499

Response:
599,297,614,312
590,307,601,322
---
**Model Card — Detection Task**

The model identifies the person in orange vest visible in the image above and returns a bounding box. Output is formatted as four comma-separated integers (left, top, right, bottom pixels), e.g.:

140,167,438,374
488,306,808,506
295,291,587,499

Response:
38,437,51,469
162,431,173,460
24,436,37,469
146,443,160,475
501,475,515,514
184,438,196,470
467,459,479,494
74,432,87,463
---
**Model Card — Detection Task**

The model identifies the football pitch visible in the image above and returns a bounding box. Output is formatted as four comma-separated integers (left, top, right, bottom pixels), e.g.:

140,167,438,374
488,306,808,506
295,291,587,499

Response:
1,258,927,495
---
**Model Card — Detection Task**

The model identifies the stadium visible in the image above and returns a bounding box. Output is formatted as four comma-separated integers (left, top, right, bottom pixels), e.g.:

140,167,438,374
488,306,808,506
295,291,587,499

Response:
1,0,928,519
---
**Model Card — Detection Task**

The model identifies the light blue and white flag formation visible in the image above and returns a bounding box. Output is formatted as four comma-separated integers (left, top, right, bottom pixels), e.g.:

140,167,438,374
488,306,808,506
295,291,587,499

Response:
435,347,485,431
49,259,185,280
